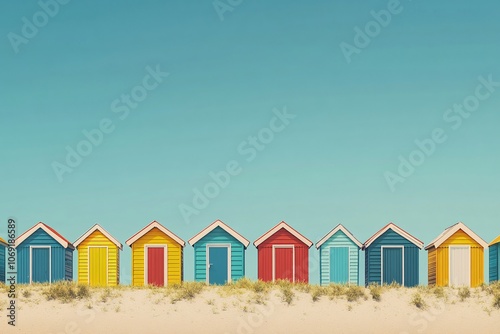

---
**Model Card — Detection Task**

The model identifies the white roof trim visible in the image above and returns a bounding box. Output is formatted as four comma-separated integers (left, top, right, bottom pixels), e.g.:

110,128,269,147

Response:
188,220,250,248
254,221,313,248
15,222,72,249
316,224,362,249
126,221,185,247
0,237,8,247
73,224,123,250
363,223,423,250
425,222,488,250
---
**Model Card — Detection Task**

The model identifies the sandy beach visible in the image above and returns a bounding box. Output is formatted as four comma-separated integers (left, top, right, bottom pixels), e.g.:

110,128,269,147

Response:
0,281,499,334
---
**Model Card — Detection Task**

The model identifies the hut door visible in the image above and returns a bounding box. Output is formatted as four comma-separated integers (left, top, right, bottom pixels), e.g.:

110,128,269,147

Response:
147,247,165,286
31,247,51,283
89,247,107,286
208,246,229,285
274,246,294,282
330,247,349,284
449,246,470,286
382,247,403,286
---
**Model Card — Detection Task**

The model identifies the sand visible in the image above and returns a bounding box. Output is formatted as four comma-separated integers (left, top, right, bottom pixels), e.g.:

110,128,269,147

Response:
0,284,499,334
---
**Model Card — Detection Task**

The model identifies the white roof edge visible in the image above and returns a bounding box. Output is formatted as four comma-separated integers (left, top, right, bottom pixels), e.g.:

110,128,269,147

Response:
425,222,488,249
188,220,250,248
363,223,424,250
316,224,362,249
73,224,123,250
254,221,313,248
0,238,8,247
15,222,71,249
125,221,185,247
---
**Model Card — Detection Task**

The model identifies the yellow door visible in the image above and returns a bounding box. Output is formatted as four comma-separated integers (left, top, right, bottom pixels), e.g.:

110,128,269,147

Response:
89,247,107,286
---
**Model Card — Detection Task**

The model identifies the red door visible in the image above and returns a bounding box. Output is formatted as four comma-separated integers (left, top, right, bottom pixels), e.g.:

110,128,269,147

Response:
147,247,165,286
274,247,294,281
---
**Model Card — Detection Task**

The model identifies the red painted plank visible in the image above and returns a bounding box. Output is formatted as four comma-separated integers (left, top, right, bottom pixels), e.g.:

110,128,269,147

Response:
147,247,164,286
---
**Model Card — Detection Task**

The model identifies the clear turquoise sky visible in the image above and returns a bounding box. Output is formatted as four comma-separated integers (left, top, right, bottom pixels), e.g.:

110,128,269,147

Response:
1,0,499,285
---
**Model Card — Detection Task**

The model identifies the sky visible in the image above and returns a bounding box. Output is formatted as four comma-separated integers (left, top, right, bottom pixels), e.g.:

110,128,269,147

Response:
1,0,499,285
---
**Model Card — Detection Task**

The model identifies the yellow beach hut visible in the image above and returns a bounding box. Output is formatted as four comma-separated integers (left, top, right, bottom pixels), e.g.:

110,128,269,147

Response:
125,221,185,286
425,222,487,287
73,224,123,286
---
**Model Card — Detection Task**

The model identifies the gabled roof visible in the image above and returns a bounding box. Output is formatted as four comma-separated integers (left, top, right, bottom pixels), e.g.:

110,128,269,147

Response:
188,220,250,248
15,222,74,249
126,221,185,247
490,235,500,246
316,224,362,249
363,223,423,250
254,221,313,248
73,224,123,250
0,237,8,247
425,222,488,250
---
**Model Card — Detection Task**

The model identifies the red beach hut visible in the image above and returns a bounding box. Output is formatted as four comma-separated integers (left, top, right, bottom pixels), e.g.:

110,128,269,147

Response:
254,221,313,283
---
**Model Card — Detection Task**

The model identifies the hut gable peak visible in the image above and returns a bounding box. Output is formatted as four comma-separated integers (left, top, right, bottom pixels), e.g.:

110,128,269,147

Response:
363,222,423,250
188,220,250,248
425,222,487,250
15,222,73,249
73,224,123,250
253,221,313,248
316,224,362,249
126,221,185,247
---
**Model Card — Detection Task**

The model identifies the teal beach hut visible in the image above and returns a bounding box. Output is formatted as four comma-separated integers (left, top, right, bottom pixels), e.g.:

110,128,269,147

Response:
0,237,7,283
15,222,74,284
316,224,362,286
490,235,500,282
363,223,423,287
188,220,250,285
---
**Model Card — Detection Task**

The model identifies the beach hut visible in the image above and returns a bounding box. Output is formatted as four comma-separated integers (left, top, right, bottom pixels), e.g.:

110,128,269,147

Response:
188,220,249,285
73,224,123,286
316,224,362,286
0,237,7,283
490,235,500,282
254,221,313,283
126,221,185,286
15,222,74,284
425,222,487,287
363,223,423,287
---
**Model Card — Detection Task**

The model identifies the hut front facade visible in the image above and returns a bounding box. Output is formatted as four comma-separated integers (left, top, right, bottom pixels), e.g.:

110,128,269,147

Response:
316,224,362,286
188,220,249,285
363,223,423,287
490,235,500,282
0,237,7,283
15,222,74,284
254,221,313,283
126,221,185,286
425,222,487,287
74,224,123,287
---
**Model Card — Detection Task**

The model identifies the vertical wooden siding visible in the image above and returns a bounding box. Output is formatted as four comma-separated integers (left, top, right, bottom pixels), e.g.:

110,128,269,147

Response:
319,230,359,286
193,227,245,282
0,246,5,282
16,229,68,284
257,228,309,283
131,227,183,286
435,230,484,287
427,247,437,285
77,230,119,286
490,244,499,282
365,229,420,287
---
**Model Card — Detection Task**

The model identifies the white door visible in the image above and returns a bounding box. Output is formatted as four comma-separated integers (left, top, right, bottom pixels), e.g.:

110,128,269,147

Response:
449,246,470,286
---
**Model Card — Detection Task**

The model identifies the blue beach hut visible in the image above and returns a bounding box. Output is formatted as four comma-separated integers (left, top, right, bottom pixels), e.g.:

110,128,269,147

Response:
490,235,500,282
363,223,423,287
316,224,362,286
0,237,7,283
15,222,74,284
188,220,250,285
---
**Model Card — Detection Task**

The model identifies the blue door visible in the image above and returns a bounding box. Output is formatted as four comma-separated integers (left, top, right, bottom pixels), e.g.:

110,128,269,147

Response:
208,247,228,285
330,247,349,284
382,247,403,285
32,248,50,283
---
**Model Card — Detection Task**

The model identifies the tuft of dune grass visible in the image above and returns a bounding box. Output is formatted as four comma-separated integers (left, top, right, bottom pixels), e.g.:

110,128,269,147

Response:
169,282,205,303
411,292,427,309
368,283,382,301
43,281,92,303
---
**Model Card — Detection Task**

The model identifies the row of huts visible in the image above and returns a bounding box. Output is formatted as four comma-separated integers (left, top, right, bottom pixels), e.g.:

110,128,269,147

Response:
0,220,499,287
